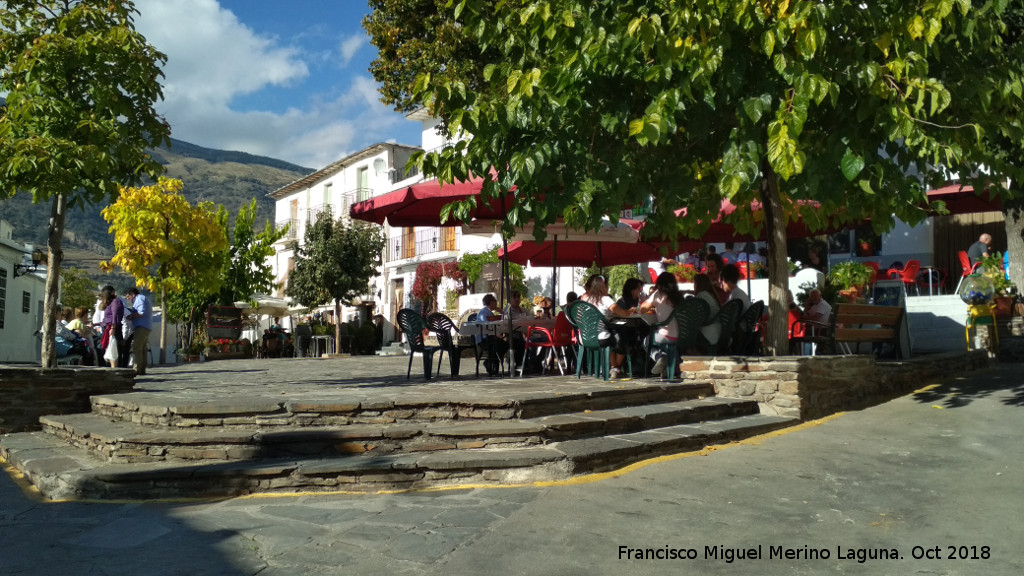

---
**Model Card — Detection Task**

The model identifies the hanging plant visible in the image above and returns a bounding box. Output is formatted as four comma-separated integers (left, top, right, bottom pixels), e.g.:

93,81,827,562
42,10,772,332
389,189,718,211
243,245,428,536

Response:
411,260,467,313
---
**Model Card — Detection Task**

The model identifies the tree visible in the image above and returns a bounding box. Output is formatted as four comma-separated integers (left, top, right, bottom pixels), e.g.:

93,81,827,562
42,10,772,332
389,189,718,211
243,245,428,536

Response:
0,0,171,367
364,0,489,115
218,198,288,306
286,212,386,354
101,178,228,364
59,267,97,311
371,0,1024,354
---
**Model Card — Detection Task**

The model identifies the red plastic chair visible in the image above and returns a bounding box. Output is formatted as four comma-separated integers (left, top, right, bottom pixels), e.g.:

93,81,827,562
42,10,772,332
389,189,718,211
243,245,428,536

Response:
887,260,922,295
955,251,982,294
735,262,749,280
648,268,659,283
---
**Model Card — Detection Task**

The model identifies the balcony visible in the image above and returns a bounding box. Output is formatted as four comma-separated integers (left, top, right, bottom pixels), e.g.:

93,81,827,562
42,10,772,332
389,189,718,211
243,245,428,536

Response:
387,228,458,262
307,204,332,223
276,219,298,241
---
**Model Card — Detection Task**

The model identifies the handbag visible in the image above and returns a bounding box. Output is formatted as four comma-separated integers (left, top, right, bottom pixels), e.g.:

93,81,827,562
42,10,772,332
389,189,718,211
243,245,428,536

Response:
103,337,119,363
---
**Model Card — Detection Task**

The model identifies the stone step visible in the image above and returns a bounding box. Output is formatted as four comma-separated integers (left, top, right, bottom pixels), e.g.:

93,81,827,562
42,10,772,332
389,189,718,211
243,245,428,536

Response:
37,396,757,464
84,382,716,427
0,413,796,501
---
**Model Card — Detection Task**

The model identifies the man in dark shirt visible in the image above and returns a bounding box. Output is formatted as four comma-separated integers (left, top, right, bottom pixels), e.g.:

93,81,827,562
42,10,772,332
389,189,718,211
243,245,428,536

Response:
967,233,992,264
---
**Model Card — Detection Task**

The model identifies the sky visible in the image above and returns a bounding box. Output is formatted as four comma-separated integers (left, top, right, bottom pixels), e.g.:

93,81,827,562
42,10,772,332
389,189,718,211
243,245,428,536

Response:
133,0,423,169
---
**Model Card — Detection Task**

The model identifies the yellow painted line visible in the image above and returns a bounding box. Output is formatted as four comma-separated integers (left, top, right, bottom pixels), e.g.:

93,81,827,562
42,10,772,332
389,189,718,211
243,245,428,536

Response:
2,413,846,504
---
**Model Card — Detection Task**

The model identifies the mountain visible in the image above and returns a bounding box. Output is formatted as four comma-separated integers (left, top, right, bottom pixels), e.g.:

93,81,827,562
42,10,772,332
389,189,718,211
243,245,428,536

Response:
0,137,313,278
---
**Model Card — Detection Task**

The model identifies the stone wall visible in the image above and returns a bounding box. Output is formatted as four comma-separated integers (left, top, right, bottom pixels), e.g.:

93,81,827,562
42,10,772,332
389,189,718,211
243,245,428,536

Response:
0,367,135,433
681,350,989,420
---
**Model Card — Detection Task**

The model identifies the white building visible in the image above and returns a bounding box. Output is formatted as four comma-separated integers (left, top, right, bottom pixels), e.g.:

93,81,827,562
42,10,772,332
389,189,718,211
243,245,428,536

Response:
0,220,47,364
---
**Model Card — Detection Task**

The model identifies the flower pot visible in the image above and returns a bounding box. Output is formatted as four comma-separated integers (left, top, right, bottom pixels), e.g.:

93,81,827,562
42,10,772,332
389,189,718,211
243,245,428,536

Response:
993,296,1013,319
857,243,875,257
184,355,201,363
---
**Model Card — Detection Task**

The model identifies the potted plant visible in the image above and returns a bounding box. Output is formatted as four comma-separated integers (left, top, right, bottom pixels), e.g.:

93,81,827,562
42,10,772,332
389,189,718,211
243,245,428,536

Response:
666,263,697,283
828,261,873,302
184,341,204,362
978,252,1016,317
856,232,878,257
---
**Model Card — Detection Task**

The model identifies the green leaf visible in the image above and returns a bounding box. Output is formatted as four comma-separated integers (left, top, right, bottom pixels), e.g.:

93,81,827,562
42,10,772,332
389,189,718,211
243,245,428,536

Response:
761,31,775,57
840,150,865,181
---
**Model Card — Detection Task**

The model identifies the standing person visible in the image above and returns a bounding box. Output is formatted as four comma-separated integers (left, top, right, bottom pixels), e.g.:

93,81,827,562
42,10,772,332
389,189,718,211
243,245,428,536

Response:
125,287,153,375
720,264,750,311
98,285,124,368
967,233,993,265
693,274,722,353
580,274,634,379
639,272,683,376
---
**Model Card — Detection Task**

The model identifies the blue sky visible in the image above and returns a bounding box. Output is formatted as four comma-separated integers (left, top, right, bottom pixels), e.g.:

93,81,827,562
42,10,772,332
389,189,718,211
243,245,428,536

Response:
134,0,423,169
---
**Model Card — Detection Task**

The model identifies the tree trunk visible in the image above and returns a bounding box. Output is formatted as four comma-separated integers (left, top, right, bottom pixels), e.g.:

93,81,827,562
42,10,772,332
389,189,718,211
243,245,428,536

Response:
159,285,168,365
1003,180,1024,292
41,193,67,368
760,165,790,356
334,299,342,354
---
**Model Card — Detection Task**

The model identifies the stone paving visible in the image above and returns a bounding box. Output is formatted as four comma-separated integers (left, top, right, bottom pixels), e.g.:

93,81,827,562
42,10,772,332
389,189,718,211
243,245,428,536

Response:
1,360,1022,575
1,354,794,500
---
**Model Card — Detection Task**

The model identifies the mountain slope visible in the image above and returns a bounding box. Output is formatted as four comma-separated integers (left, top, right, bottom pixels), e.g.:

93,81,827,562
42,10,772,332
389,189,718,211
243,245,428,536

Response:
0,137,313,277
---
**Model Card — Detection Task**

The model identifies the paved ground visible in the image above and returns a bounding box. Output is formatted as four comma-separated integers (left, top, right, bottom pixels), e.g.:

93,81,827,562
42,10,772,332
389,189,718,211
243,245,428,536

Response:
1,357,1023,575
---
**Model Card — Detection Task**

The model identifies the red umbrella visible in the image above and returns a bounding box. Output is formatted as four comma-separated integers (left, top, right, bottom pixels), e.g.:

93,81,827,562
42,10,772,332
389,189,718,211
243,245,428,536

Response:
349,177,511,227
500,238,687,268
926,184,1003,215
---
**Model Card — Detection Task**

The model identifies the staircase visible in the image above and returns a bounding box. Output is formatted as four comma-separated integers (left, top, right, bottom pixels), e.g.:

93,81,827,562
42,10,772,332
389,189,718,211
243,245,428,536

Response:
1,378,795,501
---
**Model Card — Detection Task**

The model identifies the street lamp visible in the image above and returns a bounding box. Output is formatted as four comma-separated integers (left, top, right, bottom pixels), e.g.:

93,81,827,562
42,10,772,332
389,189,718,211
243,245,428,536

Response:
13,250,45,277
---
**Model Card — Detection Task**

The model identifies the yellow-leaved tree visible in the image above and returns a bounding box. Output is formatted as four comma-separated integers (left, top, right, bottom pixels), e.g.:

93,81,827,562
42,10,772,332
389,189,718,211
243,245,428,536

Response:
101,178,228,364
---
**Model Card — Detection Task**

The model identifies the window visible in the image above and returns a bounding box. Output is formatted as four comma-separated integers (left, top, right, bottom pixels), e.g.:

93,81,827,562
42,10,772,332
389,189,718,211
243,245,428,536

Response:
23,291,30,314
0,268,6,329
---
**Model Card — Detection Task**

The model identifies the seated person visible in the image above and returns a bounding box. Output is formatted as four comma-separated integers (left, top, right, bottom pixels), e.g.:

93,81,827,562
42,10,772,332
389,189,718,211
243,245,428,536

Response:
477,294,507,375
639,272,682,376
720,264,750,311
611,278,649,368
693,274,722,353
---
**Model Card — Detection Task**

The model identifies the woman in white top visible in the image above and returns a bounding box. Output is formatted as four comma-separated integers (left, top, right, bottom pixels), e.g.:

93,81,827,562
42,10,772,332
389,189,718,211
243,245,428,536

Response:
639,272,684,375
693,273,721,350
580,274,634,379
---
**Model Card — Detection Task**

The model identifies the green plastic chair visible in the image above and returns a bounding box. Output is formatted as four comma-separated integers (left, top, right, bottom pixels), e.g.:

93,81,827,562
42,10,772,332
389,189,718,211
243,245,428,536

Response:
427,312,478,378
647,298,710,380
566,300,613,381
707,299,744,355
396,309,439,379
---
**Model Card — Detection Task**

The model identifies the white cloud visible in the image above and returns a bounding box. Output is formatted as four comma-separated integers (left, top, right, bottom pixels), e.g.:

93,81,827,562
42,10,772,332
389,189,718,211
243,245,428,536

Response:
338,34,366,68
133,1,419,168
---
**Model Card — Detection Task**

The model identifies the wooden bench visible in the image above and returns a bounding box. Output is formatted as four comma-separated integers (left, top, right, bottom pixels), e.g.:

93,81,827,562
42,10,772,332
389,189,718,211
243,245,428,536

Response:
792,303,906,358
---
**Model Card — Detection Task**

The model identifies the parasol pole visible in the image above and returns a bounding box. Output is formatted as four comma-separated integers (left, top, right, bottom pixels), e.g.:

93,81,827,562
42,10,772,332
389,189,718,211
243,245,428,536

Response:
551,235,558,312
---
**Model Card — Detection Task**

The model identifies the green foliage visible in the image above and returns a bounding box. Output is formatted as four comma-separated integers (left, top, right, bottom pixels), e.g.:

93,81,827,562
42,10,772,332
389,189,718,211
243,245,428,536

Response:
285,212,387,309
457,248,526,294
666,263,697,282
979,252,1016,296
373,0,1024,353
0,0,172,366
59,268,97,310
827,261,873,291
218,198,288,305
